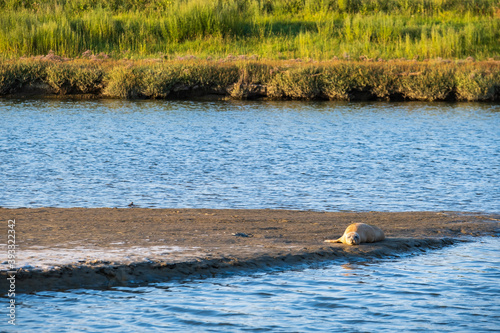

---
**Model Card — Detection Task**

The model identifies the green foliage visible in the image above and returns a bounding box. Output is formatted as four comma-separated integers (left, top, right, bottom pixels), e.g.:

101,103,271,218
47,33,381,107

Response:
103,62,240,99
359,64,399,99
268,66,323,99
0,0,499,60
180,63,240,89
1,59,500,101
103,66,145,98
0,64,20,94
321,64,361,100
140,66,182,99
45,63,104,94
229,62,273,98
0,61,45,94
455,66,500,101
397,65,455,101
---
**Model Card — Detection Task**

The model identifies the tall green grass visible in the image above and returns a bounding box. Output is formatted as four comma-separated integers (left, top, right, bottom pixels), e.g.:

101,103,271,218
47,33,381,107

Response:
0,0,499,60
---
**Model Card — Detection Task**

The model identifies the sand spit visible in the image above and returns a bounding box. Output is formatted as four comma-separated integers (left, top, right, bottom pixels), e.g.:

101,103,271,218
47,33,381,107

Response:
1,208,498,293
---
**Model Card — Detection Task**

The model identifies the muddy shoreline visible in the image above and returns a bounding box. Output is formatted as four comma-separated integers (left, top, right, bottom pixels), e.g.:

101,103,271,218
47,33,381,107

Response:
1,208,498,293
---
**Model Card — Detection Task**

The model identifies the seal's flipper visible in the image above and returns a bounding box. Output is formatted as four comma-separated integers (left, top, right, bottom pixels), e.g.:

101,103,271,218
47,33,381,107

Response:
324,238,342,243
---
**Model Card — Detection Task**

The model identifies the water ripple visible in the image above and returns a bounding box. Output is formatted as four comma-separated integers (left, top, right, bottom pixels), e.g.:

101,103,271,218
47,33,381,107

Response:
1,99,499,212
15,238,499,332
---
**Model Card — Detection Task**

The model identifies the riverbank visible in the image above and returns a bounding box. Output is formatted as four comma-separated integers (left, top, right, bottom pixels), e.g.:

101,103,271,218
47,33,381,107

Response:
1,208,498,293
1,58,500,101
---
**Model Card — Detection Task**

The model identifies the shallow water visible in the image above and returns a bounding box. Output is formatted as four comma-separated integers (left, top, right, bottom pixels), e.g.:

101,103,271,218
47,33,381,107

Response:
11,237,500,332
1,99,499,332
0,99,499,212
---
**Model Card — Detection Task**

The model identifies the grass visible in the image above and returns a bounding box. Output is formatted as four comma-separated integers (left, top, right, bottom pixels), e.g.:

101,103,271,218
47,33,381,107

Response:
1,58,499,101
0,0,499,60
1,1,498,101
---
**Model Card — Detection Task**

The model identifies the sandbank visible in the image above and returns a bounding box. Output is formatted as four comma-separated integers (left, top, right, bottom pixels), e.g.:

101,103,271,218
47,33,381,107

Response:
1,208,498,293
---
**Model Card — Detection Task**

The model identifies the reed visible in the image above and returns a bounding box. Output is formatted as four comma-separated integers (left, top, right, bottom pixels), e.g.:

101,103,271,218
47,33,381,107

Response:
0,0,498,60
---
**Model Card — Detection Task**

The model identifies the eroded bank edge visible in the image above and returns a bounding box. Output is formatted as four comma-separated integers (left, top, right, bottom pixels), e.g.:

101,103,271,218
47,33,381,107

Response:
0,237,461,294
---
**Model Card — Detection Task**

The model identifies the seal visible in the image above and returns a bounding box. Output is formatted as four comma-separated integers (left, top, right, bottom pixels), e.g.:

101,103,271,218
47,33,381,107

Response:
324,223,385,245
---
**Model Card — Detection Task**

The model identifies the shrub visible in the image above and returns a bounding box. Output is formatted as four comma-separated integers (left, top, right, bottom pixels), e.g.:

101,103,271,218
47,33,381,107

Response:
103,66,145,98
321,63,361,100
397,64,455,101
45,63,104,94
268,66,323,99
0,61,45,94
455,66,499,101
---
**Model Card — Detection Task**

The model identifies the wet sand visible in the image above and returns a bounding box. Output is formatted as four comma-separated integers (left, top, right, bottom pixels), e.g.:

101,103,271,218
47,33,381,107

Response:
1,208,498,293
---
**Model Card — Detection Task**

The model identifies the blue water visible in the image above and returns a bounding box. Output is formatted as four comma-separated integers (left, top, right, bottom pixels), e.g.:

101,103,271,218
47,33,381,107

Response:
0,99,499,212
12,238,500,332
1,99,499,332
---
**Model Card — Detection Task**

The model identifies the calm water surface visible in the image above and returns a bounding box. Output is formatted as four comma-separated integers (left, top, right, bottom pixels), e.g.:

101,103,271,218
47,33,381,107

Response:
0,99,499,212
1,99,499,332
13,238,500,332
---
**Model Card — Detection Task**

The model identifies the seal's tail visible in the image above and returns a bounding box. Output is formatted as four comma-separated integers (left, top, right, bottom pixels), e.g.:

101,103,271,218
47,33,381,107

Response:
324,238,342,243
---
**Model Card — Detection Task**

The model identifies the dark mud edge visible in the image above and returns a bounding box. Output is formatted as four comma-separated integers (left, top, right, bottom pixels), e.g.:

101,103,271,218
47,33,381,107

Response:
1,237,461,293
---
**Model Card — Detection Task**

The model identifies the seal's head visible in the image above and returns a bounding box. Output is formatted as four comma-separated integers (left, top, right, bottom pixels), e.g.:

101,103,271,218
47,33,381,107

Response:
345,232,361,245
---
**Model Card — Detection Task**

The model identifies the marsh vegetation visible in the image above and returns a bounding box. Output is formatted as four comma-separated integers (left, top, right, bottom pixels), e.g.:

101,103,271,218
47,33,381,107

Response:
1,0,499,60
1,58,499,101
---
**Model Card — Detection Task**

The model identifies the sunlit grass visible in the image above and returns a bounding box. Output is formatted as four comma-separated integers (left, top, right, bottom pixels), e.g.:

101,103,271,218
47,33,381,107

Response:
1,58,499,101
0,0,498,60
1,1,499,101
